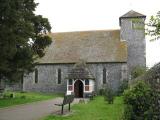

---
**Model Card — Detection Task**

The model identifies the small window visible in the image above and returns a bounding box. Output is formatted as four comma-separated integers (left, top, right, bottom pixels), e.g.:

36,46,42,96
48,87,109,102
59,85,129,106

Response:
35,69,38,83
103,68,106,84
58,69,61,84
21,73,24,84
85,79,89,85
68,79,72,85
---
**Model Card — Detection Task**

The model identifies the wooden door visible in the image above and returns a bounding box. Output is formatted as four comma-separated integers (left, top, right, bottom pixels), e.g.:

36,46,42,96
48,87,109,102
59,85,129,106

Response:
74,80,83,98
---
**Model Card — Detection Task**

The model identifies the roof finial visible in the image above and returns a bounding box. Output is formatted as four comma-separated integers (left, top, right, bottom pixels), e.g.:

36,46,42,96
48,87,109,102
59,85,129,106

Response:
129,2,133,10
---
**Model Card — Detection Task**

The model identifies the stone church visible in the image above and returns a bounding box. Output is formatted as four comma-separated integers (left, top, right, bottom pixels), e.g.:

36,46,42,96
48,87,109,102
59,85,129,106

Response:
23,10,146,97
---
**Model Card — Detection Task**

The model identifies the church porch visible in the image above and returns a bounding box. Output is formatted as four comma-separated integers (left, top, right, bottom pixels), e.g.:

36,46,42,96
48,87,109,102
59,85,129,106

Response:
66,61,95,98
66,79,95,98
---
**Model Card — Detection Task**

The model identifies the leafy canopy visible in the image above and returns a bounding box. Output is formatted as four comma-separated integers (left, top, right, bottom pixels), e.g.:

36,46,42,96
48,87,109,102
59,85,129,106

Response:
0,0,52,81
123,81,152,119
147,11,160,40
131,66,146,79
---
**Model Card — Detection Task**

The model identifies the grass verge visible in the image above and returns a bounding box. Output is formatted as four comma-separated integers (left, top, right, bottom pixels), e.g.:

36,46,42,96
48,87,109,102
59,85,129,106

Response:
0,92,62,108
43,96,124,120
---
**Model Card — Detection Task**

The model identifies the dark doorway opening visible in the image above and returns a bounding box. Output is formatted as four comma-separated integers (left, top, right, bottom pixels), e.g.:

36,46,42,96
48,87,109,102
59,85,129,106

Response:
74,80,83,98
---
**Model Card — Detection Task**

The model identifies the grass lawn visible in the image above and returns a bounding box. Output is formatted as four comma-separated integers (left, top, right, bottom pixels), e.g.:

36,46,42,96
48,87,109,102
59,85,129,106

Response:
0,92,62,108
43,96,124,120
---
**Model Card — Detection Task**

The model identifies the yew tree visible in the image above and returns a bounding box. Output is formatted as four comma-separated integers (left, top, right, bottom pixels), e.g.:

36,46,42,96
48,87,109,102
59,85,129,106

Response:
0,0,52,81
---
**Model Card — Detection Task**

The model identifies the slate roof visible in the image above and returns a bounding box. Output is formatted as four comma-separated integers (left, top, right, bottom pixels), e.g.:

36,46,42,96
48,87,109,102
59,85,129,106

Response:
120,10,146,18
38,29,127,64
67,60,95,79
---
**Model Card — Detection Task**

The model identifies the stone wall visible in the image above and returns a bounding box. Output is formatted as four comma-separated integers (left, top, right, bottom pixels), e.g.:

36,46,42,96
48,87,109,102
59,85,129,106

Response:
23,63,127,93
0,79,22,91
120,17,146,75
5,83,22,91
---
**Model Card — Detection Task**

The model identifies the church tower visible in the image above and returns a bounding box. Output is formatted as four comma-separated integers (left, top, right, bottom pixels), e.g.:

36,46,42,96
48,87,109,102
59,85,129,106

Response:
119,10,146,76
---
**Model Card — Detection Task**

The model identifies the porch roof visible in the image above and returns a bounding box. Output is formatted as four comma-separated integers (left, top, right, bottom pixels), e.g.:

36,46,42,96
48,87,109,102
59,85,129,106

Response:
66,60,95,80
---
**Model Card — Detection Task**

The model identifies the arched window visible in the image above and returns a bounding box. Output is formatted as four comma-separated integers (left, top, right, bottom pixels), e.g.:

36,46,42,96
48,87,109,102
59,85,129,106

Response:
58,69,61,84
103,68,106,84
35,69,38,83
21,73,24,84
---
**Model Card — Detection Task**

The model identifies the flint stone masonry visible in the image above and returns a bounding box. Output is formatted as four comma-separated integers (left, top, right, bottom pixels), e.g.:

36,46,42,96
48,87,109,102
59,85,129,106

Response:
120,18,146,73
23,63,127,92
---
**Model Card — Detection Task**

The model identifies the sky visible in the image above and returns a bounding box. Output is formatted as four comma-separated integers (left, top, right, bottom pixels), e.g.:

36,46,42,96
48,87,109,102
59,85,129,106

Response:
35,0,160,68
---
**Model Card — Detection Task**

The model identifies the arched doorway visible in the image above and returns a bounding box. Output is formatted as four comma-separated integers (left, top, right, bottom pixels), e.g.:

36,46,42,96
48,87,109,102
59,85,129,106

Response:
74,80,83,98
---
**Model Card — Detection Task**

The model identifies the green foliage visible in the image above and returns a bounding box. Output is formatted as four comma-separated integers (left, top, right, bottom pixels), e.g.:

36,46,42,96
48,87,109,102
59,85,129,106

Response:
117,80,129,95
0,92,61,108
2,92,15,98
147,11,160,40
131,66,146,79
98,88,105,96
129,63,160,119
149,89,160,119
9,93,15,98
122,105,134,120
104,87,115,104
123,81,152,120
0,0,52,81
20,95,26,99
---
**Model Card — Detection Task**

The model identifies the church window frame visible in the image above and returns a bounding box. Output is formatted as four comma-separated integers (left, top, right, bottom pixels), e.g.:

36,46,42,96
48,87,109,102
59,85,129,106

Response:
103,68,106,84
35,69,38,84
85,79,90,91
68,79,73,91
85,79,89,85
57,68,61,84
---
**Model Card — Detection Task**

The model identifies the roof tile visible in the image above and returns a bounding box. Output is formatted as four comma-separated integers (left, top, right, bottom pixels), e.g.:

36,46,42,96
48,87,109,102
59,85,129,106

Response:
38,30,127,63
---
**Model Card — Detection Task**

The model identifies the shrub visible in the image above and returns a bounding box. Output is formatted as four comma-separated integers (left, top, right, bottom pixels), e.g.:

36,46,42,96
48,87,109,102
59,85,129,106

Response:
10,93,15,98
148,89,160,119
21,95,26,99
117,80,128,95
98,89,105,96
131,66,146,79
3,92,10,98
122,105,134,120
104,87,115,104
20,91,27,93
123,81,152,119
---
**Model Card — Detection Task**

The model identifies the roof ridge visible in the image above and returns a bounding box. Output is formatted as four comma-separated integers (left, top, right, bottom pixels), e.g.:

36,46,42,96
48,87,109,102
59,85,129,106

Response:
51,29,120,34
120,10,146,18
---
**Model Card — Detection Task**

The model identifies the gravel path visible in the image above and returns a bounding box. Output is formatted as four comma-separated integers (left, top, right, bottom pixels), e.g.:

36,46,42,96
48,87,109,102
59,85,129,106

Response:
0,97,81,120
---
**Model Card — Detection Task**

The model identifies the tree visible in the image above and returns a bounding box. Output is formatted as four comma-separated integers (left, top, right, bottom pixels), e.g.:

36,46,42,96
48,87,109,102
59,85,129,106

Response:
147,11,160,40
131,66,146,79
123,81,152,119
0,0,52,82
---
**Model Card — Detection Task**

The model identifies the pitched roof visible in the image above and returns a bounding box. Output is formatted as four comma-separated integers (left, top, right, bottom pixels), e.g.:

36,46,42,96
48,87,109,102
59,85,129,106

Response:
67,60,95,79
38,29,127,64
120,10,146,18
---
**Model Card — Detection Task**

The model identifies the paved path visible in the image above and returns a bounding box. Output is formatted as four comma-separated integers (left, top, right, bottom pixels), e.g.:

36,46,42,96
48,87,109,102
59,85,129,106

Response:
0,98,83,120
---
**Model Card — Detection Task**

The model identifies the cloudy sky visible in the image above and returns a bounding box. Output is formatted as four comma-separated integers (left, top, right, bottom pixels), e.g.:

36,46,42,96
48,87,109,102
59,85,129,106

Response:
35,0,160,67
